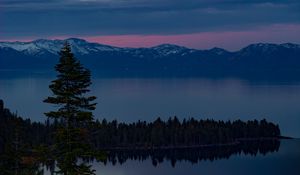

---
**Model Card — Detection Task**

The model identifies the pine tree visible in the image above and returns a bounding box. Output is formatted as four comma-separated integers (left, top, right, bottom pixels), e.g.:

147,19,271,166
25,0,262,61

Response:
44,42,97,175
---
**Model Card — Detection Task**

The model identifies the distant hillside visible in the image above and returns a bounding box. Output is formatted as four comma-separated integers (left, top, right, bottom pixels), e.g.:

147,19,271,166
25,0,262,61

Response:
1,38,300,79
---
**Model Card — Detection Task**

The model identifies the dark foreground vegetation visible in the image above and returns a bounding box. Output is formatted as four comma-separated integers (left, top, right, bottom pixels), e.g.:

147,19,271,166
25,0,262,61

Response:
0,100,282,173
0,100,281,151
90,117,280,149
1,100,282,149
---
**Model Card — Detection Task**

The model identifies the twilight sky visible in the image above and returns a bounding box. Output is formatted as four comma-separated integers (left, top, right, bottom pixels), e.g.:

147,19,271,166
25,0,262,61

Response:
1,0,300,50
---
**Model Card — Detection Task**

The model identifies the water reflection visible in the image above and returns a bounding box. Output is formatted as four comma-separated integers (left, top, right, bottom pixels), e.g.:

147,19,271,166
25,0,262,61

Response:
103,140,280,167
0,139,281,173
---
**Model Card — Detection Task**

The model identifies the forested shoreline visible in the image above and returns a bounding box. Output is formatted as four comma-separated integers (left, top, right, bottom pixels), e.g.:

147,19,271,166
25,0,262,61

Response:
0,98,284,173
0,99,282,152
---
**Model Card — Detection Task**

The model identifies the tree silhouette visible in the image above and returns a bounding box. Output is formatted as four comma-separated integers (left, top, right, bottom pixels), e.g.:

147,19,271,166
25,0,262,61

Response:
44,42,97,175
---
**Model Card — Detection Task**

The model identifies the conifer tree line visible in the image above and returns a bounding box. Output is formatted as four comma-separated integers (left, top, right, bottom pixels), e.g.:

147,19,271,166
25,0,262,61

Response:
1,105,280,152
0,104,281,171
89,117,281,149
0,100,281,173
0,100,51,174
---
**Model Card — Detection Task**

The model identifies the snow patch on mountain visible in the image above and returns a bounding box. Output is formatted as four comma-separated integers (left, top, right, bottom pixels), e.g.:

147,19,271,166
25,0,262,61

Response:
209,47,229,55
0,42,40,53
151,44,195,57
280,43,300,49
0,39,299,59
0,38,123,56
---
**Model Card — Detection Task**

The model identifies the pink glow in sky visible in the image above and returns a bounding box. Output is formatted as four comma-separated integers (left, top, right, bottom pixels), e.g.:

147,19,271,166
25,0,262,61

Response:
2,24,300,51
82,24,300,51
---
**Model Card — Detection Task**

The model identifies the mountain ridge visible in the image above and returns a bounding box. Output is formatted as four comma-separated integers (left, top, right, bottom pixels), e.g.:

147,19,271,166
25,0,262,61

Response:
1,38,300,79
1,38,299,55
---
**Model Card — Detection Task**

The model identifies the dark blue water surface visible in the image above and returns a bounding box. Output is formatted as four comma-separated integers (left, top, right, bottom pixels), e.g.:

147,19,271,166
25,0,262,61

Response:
0,71,300,138
43,139,300,175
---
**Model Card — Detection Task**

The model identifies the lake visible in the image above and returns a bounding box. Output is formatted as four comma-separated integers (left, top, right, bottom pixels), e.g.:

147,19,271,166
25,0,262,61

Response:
44,139,300,175
0,71,300,138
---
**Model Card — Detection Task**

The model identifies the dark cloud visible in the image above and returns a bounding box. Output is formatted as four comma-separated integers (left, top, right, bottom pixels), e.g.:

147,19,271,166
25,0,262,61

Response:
0,0,299,39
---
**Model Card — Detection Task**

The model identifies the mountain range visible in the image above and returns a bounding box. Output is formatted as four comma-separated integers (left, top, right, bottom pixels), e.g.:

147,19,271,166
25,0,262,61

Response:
0,38,300,79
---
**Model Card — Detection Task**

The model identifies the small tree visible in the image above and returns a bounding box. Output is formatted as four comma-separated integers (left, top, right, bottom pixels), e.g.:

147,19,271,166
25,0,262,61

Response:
44,42,97,174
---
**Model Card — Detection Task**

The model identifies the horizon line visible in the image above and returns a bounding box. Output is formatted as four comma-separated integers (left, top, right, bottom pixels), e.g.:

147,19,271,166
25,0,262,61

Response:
0,37,299,52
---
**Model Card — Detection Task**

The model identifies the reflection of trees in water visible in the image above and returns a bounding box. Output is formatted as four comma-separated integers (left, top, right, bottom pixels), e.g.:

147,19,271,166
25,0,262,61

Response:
1,98,283,173
103,139,281,167
0,139,281,172
0,100,282,172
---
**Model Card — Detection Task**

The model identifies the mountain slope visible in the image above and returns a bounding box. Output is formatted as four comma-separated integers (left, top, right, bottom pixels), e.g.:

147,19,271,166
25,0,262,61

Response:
0,38,300,78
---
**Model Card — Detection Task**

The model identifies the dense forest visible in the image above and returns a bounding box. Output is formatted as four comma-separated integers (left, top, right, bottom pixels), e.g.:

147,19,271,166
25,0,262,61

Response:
0,99,281,152
90,117,280,149
0,100,54,153
0,99,282,172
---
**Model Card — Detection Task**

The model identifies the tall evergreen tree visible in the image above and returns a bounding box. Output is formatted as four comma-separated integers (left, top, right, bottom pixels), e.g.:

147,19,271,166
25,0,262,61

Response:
44,42,97,175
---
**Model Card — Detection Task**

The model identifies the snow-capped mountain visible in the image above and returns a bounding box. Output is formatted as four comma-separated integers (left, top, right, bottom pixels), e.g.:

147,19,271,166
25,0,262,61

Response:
0,38,197,57
0,38,121,56
150,44,196,56
0,38,300,78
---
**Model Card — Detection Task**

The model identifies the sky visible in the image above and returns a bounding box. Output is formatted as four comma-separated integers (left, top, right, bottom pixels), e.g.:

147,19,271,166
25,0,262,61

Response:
0,0,300,50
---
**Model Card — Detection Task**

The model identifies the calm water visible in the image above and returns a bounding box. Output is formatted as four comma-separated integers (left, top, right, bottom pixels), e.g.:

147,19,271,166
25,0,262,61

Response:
45,139,300,175
0,72,300,138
